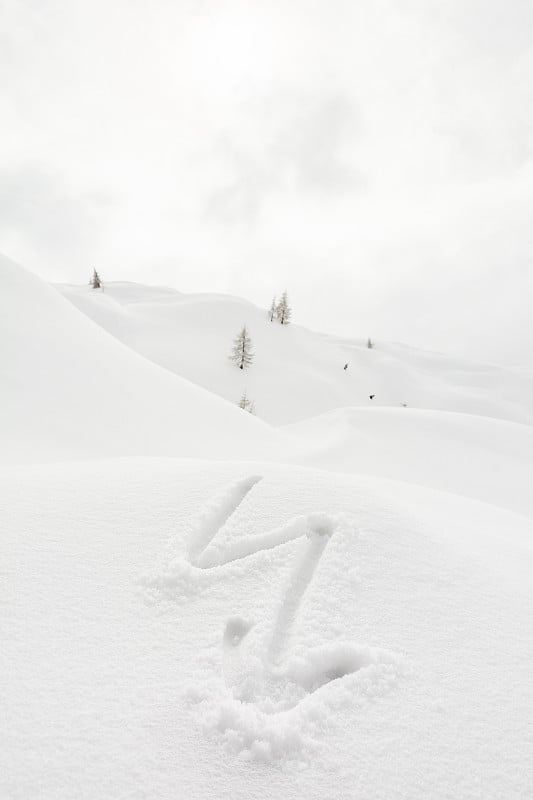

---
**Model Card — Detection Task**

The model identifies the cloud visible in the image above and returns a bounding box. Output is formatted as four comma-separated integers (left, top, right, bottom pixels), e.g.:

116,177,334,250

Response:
204,91,364,225
0,165,116,275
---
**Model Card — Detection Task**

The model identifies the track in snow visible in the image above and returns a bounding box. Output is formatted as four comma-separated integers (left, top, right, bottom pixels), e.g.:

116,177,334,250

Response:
143,474,403,759
181,475,399,715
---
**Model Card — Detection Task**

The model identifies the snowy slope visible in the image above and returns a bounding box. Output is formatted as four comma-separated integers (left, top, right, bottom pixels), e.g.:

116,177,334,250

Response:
0,256,275,463
2,259,533,799
286,407,533,518
7,259,530,518
1,459,532,799
58,281,533,426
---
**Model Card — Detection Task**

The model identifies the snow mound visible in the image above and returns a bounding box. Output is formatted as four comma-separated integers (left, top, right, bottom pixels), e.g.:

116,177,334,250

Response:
2,459,531,797
287,406,533,518
58,280,533,426
0,256,274,463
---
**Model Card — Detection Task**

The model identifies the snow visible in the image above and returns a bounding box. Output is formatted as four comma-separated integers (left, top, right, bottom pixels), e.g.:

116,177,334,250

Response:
0,256,275,464
2,459,532,798
286,406,533,517
58,280,533,426
1,258,532,799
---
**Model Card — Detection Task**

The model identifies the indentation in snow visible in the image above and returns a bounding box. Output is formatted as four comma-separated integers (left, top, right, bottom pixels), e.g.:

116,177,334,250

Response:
146,475,404,762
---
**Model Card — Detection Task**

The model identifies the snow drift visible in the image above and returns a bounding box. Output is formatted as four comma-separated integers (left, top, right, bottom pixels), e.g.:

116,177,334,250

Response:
0,255,274,463
287,406,533,518
58,280,533,426
1,459,531,798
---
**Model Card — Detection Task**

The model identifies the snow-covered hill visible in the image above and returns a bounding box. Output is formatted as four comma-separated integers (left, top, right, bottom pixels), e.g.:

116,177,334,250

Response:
0,256,275,463
58,281,533,426
2,258,532,799
287,406,533,517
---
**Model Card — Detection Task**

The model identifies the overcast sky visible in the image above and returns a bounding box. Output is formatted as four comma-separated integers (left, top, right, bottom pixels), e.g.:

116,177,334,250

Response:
1,0,532,365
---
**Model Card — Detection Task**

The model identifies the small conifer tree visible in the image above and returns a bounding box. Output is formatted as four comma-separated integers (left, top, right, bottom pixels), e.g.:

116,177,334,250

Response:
268,297,277,322
367,337,373,349
276,291,292,325
90,269,102,289
238,389,255,413
229,325,254,370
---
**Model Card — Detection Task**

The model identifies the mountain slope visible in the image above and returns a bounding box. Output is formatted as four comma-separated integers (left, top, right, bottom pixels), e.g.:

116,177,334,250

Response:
58,281,533,426
4,263,531,517
0,256,274,463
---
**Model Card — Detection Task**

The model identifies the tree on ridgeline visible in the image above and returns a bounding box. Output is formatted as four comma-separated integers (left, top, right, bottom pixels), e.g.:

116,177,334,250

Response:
90,269,102,289
276,291,291,325
367,337,373,349
229,325,254,370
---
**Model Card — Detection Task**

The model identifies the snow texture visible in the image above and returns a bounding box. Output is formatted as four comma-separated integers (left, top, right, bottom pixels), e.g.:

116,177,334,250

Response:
1,257,532,799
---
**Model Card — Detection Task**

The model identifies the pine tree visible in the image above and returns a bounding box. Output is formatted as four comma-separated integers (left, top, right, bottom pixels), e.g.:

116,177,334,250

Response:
268,297,277,322
276,291,292,325
367,337,373,349
229,325,254,370
90,269,102,289
238,389,255,413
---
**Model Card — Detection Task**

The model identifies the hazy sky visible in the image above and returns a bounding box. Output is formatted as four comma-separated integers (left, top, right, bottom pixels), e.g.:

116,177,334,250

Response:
1,0,532,365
